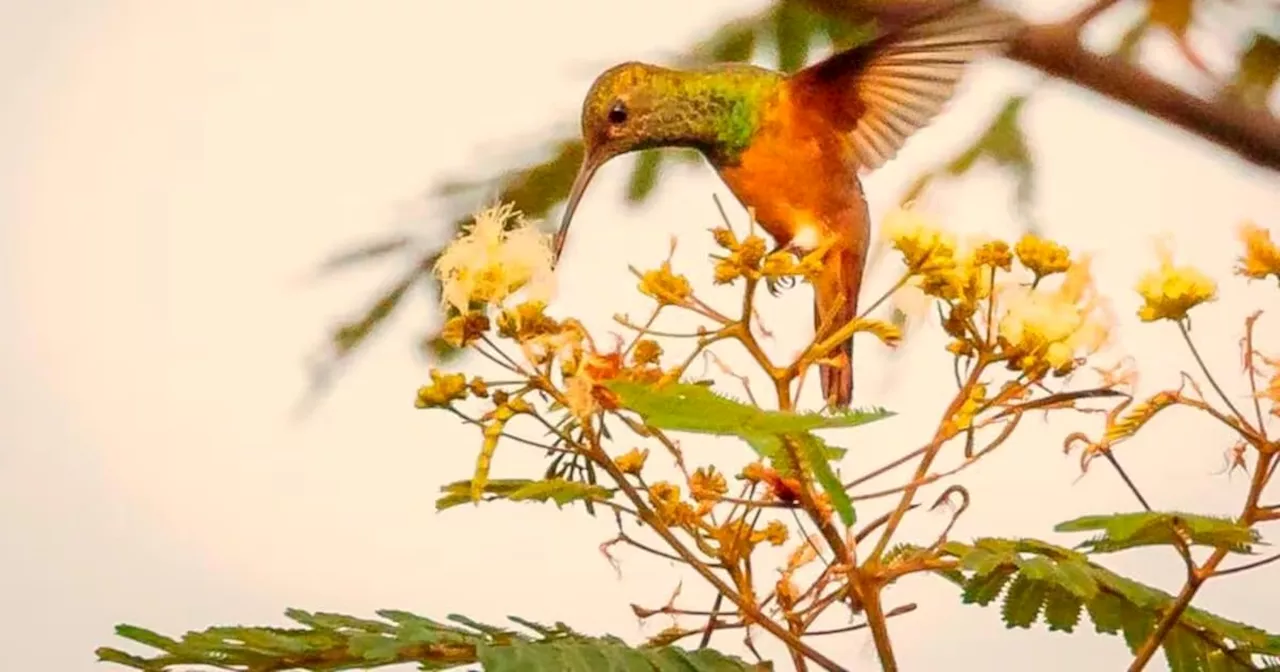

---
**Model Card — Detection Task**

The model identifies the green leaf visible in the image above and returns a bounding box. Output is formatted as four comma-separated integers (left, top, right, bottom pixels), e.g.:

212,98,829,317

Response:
607,380,890,527
437,478,616,511
961,565,1015,605
1226,32,1280,109
795,432,855,525
99,611,760,671
938,537,1280,665
627,151,664,202
606,380,892,439
1042,587,1083,633
315,235,412,276
480,638,757,671
1112,18,1150,62
1055,511,1261,554
903,95,1038,228
773,0,820,73
1000,574,1048,629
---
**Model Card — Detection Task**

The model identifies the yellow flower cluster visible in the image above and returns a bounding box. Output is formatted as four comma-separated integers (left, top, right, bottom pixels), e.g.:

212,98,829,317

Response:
882,208,1108,378
997,258,1109,378
709,225,822,286
1134,243,1217,323
433,203,555,314
1236,221,1280,283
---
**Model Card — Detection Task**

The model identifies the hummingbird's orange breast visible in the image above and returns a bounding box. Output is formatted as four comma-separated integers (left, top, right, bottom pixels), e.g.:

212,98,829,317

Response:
715,85,866,251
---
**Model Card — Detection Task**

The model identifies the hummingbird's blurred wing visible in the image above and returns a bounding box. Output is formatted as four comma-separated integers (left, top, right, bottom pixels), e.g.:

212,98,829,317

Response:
790,0,1022,172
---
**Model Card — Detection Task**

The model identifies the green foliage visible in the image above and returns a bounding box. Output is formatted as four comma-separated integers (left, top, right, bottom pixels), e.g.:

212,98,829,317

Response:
605,380,892,440
436,478,615,511
98,610,761,671
1055,511,1262,555
940,538,1280,669
902,95,1037,225
1226,33,1280,110
607,380,891,526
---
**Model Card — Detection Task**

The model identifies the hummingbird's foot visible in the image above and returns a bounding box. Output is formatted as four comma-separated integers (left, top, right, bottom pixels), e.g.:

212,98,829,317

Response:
765,241,802,297
765,275,798,297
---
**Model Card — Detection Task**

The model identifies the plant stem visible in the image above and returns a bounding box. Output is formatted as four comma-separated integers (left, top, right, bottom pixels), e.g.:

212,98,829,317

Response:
859,588,899,671
584,439,848,672
1178,321,1250,430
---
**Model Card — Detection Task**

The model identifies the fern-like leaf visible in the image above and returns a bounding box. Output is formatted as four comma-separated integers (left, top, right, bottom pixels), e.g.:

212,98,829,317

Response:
607,380,891,527
1055,511,1262,554
939,538,1280,669
437,478,615,511
97,610,761,671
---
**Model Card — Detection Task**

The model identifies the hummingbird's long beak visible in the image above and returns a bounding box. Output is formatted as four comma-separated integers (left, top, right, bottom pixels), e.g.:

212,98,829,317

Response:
552,152,604,267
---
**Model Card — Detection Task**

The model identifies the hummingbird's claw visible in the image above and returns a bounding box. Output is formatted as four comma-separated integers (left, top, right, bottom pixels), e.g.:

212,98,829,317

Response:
765,275,798,297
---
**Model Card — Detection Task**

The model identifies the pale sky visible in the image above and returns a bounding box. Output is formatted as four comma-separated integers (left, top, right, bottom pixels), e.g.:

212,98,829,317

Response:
2,1,1278,670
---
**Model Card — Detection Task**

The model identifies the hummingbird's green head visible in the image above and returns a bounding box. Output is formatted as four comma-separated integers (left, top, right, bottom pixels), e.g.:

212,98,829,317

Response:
553,61,779,263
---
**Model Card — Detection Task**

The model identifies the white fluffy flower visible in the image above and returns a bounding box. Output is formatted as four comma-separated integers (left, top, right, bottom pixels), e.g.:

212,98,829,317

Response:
434,203,555,312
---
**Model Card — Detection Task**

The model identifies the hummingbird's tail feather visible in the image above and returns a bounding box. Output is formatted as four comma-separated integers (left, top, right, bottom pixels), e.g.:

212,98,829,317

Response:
813,244,864,409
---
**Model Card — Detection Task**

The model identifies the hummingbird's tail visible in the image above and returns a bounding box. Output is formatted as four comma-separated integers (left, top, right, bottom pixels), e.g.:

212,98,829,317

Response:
812,243,864,409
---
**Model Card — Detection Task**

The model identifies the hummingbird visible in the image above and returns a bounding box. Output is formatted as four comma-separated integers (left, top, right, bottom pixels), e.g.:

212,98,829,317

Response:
552,1,1019,408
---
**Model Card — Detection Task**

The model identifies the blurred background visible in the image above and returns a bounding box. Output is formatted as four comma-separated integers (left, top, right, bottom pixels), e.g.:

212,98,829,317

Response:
1,0,1278,669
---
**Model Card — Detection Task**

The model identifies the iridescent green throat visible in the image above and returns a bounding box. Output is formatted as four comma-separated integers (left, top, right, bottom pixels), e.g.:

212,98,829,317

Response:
627,65,781,163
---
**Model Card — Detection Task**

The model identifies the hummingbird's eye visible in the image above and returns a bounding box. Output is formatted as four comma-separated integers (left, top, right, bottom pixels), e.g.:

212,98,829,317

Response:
607,101,628,125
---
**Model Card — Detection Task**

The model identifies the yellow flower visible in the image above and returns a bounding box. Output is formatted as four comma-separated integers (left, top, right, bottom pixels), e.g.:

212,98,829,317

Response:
1014,234,1071,279
440,312,491,348
639,261,693,304
434,203,555,312
690,466,728,502
1135,243,1217,322
754,520,789,547
614,447,649,475
631,339,663,366
1236,221,1280,283
974,240,1013,271
881,207,957,274
415,369,468,408
998,257,1110,378
496,300,558,342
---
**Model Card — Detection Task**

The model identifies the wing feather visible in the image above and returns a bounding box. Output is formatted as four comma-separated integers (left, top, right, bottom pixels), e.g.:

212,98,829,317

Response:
792,1,1021,172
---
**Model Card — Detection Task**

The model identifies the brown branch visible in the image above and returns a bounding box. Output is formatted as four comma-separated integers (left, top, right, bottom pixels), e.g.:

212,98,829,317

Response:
801,0,1280,172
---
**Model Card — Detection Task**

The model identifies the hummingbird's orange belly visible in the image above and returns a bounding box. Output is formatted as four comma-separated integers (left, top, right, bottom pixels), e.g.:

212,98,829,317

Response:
716,110,860,252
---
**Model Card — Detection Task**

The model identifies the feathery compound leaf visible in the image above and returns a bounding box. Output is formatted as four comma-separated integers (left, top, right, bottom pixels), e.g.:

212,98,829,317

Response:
1055,511,1262,554
437,478,616,511
608,380,888,526
1000,574,1048,629
98,611,759,671
1105,391,1178,443
606,380,892,440
1042,587,1084,633
939,538,1280,666
479,638,759,671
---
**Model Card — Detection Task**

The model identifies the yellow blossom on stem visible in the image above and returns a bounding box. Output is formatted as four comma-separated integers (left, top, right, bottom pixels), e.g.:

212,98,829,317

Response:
881,207,957,274
753,520,789,547
496,300,559,342
415,369,468,408
440,312,491,348
998,257,1110,378
1135,244,1217,322
690,466,729,502
434,203,555,313
1235,221,1280,283
614,447,649,475
631,339,663,366
1014,234,1071,279
974,240,1013,271
639,261,693,305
